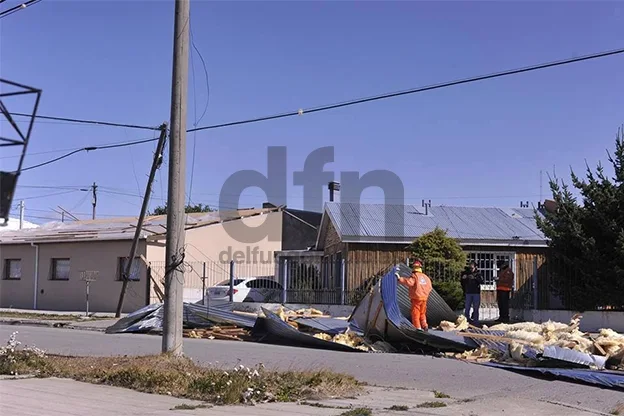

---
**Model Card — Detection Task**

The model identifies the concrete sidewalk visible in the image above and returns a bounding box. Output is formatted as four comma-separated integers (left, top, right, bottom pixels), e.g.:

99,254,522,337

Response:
0,377,612,416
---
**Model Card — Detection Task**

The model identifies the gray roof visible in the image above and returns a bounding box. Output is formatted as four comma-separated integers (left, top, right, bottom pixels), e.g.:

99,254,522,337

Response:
320,202,547,247
0,208,278,245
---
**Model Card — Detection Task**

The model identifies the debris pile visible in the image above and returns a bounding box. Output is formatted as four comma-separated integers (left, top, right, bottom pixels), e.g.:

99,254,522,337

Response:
440,313,624,371
313,330,370,351
184,325,249,341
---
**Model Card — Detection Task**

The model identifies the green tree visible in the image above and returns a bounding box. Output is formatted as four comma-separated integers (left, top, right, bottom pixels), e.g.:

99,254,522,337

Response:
151,203,214,215
408,227,467,310
536,127,624,310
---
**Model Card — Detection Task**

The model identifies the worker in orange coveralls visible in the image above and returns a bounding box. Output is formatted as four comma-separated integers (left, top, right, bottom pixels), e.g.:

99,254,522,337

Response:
396,259,433,331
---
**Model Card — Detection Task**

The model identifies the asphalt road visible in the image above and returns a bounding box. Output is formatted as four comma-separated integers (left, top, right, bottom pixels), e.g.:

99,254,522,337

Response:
1,325,621,414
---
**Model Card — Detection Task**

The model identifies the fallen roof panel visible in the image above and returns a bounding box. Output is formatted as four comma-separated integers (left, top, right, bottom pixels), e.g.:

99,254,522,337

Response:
482,362,624,390
381,267,479,352
293,317,351,335
105,301,257,334
252,308,364,353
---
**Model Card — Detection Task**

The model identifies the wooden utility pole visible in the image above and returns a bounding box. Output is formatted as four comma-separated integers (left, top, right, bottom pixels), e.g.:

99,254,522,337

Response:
91,182,97,219
162,0,190,356
115,124,168,318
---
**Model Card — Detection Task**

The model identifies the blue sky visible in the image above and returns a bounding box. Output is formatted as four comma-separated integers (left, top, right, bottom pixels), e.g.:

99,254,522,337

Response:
1,1,623,224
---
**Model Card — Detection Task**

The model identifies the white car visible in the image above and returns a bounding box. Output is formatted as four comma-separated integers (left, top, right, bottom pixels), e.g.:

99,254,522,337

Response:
205,277,284,303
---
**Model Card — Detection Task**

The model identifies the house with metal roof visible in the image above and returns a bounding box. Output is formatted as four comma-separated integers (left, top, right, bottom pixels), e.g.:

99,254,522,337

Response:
312,202,550,305
0,206,321,313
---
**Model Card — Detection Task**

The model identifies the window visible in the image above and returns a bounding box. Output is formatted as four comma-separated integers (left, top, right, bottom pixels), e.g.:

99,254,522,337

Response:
4,259,21,280
117,257,141,281
466,252,515,290
216,279,245,287
51,258,70,280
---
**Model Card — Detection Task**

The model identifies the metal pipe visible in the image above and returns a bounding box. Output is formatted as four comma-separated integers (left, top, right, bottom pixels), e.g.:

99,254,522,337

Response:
30,242,39,309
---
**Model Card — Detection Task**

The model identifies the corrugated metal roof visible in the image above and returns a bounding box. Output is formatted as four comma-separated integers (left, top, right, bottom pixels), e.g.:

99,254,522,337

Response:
0,208,278,245
325,203,546,245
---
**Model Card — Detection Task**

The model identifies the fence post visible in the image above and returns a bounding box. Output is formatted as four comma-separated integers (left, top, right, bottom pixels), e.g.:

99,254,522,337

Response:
202,262,207,305
229,260,235,303
340,259,346,305
532,256,538,310
282,259,288,304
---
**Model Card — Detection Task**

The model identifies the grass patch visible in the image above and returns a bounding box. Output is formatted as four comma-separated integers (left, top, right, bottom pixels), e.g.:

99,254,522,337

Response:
171,403,211,410
386,404,409,411
433,390,451,399
339,408,372,416
611,403,624,415
417,401,448,408
0,332,361,405
0,312,107,321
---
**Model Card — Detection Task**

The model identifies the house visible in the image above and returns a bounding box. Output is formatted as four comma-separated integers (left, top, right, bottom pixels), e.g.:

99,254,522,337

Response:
0,217,39,231
0,205,321,313
311,202,549,304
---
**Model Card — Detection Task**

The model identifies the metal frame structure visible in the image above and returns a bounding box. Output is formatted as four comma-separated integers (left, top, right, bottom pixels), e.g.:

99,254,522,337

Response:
0,78,42,225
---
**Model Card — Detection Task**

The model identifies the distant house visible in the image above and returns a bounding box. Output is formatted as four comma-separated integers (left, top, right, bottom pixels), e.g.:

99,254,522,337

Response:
0,206,321,313
313,202,549,303
0,217,39,231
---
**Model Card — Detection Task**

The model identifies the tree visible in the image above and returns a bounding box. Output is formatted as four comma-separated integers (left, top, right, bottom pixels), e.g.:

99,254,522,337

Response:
408,227,467,310
151,203,214,215
536,127,624,310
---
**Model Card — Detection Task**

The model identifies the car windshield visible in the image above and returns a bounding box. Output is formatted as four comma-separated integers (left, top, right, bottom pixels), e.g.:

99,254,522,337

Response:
215,279,245,286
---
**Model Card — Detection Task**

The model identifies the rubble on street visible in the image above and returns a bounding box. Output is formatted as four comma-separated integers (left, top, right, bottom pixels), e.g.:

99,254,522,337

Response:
106,263,624,390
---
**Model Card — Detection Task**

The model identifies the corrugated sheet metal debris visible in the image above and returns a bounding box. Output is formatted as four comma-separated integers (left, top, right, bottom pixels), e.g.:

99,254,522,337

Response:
381,266,479,352
293,317,350,335
395,263,458,327
542,345,608,370
105,302,257,334
252,308,365,353
482,362,624,390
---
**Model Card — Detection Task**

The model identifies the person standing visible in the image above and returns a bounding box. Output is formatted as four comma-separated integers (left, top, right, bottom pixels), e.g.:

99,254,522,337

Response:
496,261,514,323
396,259,432,331
461,261,483,325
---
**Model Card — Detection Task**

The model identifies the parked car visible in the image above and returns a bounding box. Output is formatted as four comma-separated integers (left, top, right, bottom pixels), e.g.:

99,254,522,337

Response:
205,277,284,303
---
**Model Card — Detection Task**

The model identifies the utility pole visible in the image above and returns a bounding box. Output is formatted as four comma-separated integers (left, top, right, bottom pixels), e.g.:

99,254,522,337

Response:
115,124,168,318
91,182,97,220
18,200,24,229
162,0,190,356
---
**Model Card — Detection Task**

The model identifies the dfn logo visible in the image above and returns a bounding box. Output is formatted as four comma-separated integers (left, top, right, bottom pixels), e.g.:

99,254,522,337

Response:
218,246,275,265
218,146,404,244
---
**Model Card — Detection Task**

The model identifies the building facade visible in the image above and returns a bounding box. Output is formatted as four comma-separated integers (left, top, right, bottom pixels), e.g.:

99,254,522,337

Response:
0,206,321,313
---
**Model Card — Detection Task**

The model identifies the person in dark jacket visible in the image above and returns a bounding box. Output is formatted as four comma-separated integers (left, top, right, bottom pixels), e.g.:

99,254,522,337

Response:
461,261,484,325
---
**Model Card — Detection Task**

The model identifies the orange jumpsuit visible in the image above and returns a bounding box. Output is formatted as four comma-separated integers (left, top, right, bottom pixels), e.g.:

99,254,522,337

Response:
398,270,433,330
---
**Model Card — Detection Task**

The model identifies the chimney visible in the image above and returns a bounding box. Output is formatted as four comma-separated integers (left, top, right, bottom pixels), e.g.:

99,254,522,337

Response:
422,199,431,215
328,181,340,202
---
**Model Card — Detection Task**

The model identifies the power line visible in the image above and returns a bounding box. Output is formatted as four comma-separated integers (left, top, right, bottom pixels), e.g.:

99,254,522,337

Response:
11,47,624,173
185,47,624,133
0,0,42,19
14,190,79,200
19,137,159,172
9,112,161,131
188,19,211,205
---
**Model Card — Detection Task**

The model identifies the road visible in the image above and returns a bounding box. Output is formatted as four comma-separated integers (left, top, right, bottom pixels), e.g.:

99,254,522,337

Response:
1,325,621,414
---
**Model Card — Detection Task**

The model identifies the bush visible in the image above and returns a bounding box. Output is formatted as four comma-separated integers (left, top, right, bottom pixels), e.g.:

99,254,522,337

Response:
433,280,464,311
0,331,48,376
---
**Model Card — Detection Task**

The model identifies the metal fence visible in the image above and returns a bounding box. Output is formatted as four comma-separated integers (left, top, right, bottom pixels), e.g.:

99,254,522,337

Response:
147,254,623,312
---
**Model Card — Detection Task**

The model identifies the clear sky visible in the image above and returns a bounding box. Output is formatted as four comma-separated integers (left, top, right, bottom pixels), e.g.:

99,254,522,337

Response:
1,1,623,224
